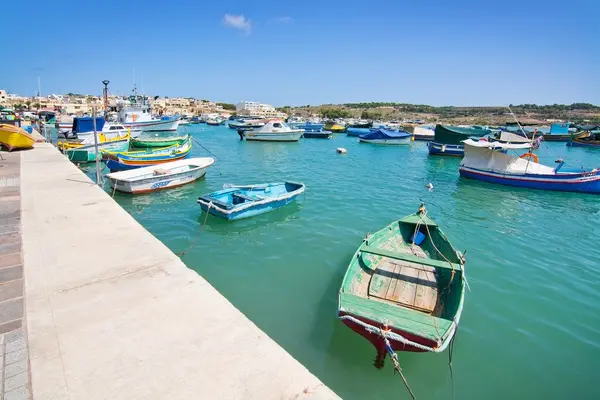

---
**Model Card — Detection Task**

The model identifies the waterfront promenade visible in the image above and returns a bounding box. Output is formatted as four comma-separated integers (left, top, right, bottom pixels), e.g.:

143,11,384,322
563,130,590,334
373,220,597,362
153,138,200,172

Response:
0,143,337,399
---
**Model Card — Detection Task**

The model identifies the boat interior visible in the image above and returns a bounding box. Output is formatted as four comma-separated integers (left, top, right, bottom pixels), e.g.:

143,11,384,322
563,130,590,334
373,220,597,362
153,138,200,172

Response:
349,219,463,322
201,183,303,209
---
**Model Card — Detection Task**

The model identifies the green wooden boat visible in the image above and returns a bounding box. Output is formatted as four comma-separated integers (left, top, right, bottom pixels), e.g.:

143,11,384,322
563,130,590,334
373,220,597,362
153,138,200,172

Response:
337,205,466,367
131,134,189,148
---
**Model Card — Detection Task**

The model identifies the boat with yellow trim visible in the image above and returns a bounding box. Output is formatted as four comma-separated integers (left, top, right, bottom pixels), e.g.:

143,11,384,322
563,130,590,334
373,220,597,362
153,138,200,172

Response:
101,138,192,171
0,124,35,151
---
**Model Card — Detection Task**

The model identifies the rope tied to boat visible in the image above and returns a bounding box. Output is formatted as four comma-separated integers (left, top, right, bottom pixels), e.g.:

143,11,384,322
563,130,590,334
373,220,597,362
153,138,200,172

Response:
381,324,417,400
178,201,212,258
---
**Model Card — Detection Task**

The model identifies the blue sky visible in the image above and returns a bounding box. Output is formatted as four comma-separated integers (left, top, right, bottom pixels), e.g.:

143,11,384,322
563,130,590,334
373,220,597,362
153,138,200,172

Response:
1,0,598,106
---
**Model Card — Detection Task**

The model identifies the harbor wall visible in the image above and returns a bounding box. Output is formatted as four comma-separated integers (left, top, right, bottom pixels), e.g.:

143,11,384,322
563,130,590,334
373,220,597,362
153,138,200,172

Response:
20,143,337,399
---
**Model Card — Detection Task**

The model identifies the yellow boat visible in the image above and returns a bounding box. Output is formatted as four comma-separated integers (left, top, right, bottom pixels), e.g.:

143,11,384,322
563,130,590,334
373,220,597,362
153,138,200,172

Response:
0,124,36,151
324,122,347,133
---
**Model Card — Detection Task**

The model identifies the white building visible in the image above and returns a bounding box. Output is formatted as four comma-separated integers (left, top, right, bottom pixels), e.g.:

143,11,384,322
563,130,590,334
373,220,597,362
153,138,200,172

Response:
0,90,7,104
236,101,286,118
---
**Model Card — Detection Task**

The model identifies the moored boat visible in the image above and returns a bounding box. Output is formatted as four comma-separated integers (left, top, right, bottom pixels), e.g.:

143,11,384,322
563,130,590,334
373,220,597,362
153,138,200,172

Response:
324,122,347,133
102,138,192,171
297,122,330,138
566,128,600,148
338,204,465,366
0,124,36,151
65,138,129,163
197,181,305,220
346,127,371,137
403,125,435,141
428,125,491,156
242,120,303,142
459,139,600,193
131,133,190,148
359,128,412,145
106,157,215,194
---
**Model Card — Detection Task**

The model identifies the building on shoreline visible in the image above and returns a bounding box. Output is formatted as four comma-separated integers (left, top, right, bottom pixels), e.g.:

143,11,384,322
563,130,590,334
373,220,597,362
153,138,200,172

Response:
0,89,230,117
236,101,286,118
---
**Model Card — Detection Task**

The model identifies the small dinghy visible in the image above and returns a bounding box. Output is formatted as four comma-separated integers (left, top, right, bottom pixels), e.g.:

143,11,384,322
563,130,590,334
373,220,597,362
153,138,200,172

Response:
359,128,412,145
338,204,466,367
197,181,305,220
106,157,215,194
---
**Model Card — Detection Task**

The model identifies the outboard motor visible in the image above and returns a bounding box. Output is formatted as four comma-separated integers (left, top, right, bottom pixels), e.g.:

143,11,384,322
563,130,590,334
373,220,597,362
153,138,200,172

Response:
237,129,245,140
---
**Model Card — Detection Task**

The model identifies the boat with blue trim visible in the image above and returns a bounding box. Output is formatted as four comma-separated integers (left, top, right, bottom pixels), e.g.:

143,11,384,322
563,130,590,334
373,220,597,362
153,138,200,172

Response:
197,181,305,220
459,139,600,193
102,138,192,171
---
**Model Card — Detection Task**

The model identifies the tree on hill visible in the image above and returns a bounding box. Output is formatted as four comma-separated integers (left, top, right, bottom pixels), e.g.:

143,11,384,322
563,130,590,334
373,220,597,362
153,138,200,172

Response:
321,108,350,119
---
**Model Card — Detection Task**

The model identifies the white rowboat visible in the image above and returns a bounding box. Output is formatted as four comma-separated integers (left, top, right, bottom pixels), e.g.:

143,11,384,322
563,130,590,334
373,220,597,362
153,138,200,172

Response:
105,157,215,194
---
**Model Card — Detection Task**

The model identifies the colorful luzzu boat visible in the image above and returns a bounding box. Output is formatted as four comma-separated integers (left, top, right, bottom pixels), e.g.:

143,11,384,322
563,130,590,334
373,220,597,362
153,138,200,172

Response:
102,138,192,171
459,139,600,193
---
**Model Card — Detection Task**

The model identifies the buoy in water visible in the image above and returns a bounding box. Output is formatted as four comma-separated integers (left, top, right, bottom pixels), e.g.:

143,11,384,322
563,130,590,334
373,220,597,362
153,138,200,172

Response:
336,147,347,154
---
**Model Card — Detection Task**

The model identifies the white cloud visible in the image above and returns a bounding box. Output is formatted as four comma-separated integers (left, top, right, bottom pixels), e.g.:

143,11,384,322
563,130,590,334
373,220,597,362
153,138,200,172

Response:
223,14,251,34
270,16,294,24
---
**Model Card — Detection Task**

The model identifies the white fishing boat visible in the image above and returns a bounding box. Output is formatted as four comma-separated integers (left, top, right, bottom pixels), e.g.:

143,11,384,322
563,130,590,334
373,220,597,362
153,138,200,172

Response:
242,120,303,142
403,125,435,141
117,86,180,132
61,117,141,140
105,157,215,194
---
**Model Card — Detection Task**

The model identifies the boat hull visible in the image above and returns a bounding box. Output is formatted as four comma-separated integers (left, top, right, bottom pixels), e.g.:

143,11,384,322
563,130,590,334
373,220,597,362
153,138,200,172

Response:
131,137,188,148
244,132,303,142
567,140,600,148
0,125,35,151
200,195,299,220
107,165,210,194
359,137,411,145
428,142,464,156
346,128,371,137
459,166,600,193
105,154,190,171
303,132,332,139
198,182,305,220
122,119,179,132
338,312,437,354
66,140,129,163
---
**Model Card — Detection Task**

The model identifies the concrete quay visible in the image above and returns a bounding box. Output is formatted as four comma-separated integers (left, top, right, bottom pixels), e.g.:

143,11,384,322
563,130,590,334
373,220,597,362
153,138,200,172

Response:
8,143,338,399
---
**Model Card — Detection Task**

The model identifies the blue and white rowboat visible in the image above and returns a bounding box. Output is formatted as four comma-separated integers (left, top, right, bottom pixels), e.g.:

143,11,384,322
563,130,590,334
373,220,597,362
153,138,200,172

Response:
197,182,305,220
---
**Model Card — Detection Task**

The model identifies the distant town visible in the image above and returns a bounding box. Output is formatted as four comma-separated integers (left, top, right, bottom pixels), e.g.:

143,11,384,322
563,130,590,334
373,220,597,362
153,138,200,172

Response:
0,89,287,119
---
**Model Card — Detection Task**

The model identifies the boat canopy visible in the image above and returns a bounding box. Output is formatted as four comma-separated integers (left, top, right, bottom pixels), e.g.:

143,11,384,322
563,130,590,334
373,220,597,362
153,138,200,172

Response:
434,125,490,145
463,139,531,149
549,123,569,135
359,128,411,140
72,117,106,133
462,139,554,175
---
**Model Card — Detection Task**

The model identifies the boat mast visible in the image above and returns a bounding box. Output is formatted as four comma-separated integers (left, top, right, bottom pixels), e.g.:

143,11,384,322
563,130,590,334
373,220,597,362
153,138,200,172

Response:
507,105,535,173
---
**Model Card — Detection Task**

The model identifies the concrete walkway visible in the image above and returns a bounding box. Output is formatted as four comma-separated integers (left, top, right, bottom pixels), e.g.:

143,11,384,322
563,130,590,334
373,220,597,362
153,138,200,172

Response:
20,143,338,399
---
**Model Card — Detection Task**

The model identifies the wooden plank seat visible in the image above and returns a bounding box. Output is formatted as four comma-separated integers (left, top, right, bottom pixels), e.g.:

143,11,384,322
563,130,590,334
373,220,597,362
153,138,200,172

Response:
359,244,461,271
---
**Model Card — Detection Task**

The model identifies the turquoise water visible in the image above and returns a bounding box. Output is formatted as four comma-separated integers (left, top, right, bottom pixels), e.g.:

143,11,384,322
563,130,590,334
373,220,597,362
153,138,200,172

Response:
84,125,600,399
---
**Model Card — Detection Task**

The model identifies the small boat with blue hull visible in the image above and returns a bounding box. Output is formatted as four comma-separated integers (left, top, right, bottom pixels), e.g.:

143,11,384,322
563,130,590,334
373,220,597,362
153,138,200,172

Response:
347,127,371,137
297,122,331,138
428,125,490,156
359,128,412,145
459,139,600,194
197,182,305,220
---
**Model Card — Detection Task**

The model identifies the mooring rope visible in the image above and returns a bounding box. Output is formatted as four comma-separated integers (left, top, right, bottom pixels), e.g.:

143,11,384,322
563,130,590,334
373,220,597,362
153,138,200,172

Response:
191,137,219,161
383,333,417,400
177,201,212,258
